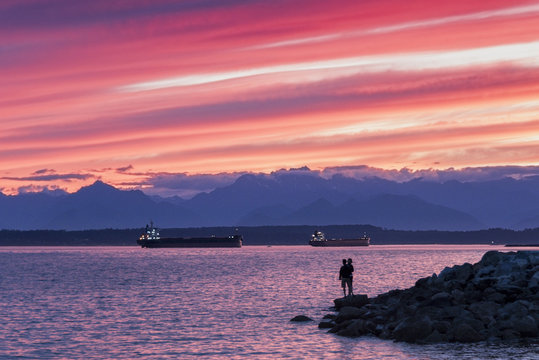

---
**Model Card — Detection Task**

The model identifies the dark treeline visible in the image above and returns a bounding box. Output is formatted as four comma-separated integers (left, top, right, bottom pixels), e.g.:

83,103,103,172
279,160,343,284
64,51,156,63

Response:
1,225,539,246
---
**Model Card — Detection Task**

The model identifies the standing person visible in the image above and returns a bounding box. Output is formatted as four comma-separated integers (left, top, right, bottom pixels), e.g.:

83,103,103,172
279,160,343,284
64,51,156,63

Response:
347,258,354,296
339,259,352,297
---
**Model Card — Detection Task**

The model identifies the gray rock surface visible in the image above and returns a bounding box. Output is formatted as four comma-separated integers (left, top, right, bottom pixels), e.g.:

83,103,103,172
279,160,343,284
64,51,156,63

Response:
321,251,539,343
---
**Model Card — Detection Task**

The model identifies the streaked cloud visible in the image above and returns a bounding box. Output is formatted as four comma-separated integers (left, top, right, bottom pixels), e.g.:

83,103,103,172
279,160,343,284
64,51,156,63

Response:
1,173,94,182
1,0,538,195
118,41,539,92
251,3,539,49
321,165,539,183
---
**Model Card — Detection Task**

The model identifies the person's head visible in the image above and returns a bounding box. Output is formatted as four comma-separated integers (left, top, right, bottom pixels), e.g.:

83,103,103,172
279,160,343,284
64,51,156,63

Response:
347,258,352,264
342,259,347,265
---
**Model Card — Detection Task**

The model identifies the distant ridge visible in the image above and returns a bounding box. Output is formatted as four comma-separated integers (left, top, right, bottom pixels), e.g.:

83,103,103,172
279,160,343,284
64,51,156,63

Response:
1,173,539,230
0,181,201,230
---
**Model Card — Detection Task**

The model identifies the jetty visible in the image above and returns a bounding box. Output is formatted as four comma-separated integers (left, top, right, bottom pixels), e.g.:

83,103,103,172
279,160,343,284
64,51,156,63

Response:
319,251,539,343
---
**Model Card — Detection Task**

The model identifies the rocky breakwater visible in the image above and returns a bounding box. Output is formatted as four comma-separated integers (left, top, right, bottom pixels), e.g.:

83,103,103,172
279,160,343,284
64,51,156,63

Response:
321,251,539,343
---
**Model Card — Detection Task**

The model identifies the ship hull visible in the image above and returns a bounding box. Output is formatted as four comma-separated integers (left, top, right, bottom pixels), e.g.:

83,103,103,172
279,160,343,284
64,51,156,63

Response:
309,238,369,247
138,236,242,248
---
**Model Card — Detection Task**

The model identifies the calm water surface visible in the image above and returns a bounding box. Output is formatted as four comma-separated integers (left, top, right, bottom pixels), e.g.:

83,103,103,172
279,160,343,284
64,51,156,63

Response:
1,245,538,359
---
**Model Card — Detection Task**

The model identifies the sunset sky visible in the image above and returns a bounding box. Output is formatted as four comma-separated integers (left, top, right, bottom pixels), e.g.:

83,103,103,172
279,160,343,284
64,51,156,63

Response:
2,0,539,196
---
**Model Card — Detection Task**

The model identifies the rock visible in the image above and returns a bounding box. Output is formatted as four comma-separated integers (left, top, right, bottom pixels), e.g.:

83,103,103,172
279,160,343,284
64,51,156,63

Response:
290,315,313,322
512,315,538,337
494,261,518,277
464,290,483,304
454,263,474,282
336,319,370,337
486,292,506,304
327,320,346,333
473,277,495,291
393,316,433,343
437,266,455,281
441,306,472,320
432,320,451,334
451,323,484,343
528,252,539,265
333,294,369,310
428,291,452,307
450,289,465,304
423,329,448,343
469,301,499,319
475,265,495,278
318,320,335,329
462,317,485,333
501,329,520,341
335,306,364,323
528,271,539,291
480,251,504,267
414,276,431,288
499,300,529,320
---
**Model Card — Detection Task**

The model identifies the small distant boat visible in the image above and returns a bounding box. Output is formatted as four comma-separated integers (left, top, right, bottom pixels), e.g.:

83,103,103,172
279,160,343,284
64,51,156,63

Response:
309,230,370,247
137,222,242,248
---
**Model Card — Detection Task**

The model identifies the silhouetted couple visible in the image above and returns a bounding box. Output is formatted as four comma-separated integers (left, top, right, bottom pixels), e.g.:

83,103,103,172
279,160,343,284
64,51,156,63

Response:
339,258,354,297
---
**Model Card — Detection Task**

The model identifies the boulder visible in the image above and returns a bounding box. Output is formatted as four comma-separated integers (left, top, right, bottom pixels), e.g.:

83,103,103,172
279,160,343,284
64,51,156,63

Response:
501,329,520,341
328,320,349,333
428,291,452,307
454,263,474,282
486,291,506,304
512,315,538,337
334,294,369,310
335,319,370,337
469,301,499,319
451,323,484,343
528,271,539,291
335,306,364,323
475,265,495,278
393,316,433,343
450,289,465,304
494,261,518,277
437,266,455,281
290,315,313,322
318,320,335,329
423,329,448,343
432,320,451,334
479,251,504,267
498,300,529,319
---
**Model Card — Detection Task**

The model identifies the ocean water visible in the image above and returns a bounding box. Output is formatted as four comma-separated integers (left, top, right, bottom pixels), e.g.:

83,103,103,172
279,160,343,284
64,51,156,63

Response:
1,245,537,359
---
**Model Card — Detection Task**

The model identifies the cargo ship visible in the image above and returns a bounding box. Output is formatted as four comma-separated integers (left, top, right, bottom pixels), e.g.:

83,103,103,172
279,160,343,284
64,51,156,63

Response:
309,230,370,246
137,222,242,248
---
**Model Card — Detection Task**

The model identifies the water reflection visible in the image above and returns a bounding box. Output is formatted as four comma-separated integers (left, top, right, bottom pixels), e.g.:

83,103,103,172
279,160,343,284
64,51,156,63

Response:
0,245,536,359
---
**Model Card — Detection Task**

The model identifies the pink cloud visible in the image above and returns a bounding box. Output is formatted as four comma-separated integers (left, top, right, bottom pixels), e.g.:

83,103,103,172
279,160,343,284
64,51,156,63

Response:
1,0,538,194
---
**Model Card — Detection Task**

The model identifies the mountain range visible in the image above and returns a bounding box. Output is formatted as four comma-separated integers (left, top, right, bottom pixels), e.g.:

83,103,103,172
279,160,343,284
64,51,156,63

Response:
2,172,539,231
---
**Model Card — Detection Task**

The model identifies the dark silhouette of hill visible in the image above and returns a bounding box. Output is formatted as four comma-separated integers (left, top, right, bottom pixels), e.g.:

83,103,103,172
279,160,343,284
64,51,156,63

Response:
0,181,200,230
513,214,539,230
1,173,539,231
185,173,348,225
237,204,294,225
393,176,539,228
238,194,483,230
